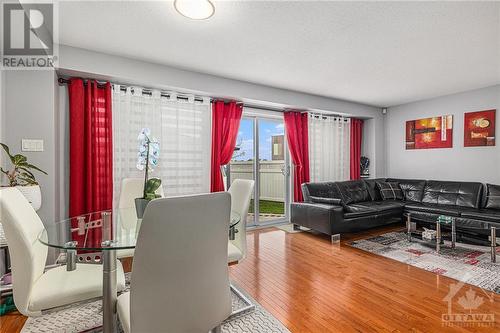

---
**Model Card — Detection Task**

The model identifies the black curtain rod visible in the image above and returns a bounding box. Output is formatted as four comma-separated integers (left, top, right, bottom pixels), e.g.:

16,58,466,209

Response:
57,77,246,105
57,78,341,114
58,77,108,87
310,113,350,121
58,78,207,103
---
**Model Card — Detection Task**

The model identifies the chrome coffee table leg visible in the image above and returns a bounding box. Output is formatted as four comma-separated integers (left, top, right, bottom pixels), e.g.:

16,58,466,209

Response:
491,227,496,263
102,244,117,333
451,218,456,249
436,222,441,253
406,214,412,242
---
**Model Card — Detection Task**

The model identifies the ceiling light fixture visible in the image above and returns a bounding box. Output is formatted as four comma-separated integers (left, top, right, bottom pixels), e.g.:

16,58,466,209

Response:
174,0,215,20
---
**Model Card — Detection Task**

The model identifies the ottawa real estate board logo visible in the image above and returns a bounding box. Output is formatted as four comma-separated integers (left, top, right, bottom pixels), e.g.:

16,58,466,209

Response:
442,277,495,328
2,2,58,69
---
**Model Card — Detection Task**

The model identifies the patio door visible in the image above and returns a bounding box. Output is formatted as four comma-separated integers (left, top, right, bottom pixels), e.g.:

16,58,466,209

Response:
226,110,291,226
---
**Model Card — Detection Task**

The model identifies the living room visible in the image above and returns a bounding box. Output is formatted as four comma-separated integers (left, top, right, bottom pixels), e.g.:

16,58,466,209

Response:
0,1,499,332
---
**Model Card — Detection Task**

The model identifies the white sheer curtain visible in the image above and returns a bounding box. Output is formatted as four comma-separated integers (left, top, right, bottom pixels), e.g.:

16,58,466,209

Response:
308,113,351,182
112,85,211,207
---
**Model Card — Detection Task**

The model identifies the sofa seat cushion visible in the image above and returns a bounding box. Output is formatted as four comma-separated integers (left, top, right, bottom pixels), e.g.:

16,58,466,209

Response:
344,209,377,219
344,200,404,219
348,200,404,213
460,209,500,223
404,203,461,217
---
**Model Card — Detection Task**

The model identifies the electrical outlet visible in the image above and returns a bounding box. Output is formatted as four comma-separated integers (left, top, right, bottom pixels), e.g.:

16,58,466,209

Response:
21,139,44,152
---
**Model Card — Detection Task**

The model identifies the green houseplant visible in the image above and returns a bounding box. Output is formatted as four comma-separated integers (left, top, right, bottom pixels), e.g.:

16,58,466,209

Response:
0,143,47,210
135,128,162,218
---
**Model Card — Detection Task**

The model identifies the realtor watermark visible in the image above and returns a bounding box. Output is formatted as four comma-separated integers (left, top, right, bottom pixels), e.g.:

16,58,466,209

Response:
1,1,58,69
442,277,495,328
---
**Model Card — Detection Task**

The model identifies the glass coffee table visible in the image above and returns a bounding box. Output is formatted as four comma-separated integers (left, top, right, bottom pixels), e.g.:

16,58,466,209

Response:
404,213,497,263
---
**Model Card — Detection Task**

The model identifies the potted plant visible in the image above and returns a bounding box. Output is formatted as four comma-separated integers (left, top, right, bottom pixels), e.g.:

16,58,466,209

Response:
0,143,47,211
135,128,162,218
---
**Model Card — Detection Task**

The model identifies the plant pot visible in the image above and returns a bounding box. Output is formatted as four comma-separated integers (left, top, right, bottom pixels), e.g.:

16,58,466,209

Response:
135,198,151,219
15,185,42,211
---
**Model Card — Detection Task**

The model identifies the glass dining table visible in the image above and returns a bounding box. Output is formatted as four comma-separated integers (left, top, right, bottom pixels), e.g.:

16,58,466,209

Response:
38,208,241,333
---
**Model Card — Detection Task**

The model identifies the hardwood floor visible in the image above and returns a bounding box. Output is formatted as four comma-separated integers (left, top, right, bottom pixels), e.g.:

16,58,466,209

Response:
229,225,500,333
1,225,499,332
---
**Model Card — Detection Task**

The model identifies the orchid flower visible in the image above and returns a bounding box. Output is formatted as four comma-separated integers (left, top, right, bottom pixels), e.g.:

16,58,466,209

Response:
136,128,160,198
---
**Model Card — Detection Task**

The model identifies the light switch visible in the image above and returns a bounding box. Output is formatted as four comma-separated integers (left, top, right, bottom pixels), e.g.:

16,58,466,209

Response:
21,139,44,152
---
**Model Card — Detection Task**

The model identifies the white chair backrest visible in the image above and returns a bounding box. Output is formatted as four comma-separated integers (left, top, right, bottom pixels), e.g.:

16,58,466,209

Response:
228,179,254,258
0,188,47,315
118,178,164,209
130,193,232,332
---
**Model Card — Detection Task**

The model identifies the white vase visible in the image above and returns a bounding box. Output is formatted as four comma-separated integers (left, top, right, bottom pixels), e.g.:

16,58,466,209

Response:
15,185,42,211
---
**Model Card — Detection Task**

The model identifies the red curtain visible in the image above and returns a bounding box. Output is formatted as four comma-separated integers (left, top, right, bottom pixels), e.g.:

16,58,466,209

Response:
350,118,364,180
68,78,113,247
284,112,310,202
210,101,243,192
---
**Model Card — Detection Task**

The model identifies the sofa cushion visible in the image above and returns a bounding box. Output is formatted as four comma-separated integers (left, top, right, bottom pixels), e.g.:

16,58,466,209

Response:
301,182,339,202
363,178,386,201
404,202,461,217
460,209,500,223
344,209,377,219
388,179,426,202
421,180,483,208
485,184,500,210
376,182,404,200
334,180,371,204
309,196,343,206
347,200,404,214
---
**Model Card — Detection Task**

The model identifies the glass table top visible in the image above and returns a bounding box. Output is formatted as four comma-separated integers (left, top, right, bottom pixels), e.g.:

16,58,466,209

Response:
38,208,241,251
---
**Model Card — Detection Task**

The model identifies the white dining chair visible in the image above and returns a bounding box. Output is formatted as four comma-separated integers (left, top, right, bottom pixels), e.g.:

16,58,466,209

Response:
0,188,126,317
117,193,232,333
227,179,254,264
116,178,164,258
226,179,255,316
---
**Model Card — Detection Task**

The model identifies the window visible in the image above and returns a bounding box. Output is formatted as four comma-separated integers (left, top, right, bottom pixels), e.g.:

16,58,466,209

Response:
112,86,211,207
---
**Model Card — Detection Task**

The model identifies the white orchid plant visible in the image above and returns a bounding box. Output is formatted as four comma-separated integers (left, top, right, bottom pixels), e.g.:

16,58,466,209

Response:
137,128,162,200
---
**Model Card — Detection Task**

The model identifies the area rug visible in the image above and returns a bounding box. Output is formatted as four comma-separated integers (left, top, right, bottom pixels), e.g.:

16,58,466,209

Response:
21,274,290,333
350,231,500,294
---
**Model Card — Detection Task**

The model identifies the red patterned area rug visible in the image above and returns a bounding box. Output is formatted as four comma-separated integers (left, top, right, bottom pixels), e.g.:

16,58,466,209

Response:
350,231,500,294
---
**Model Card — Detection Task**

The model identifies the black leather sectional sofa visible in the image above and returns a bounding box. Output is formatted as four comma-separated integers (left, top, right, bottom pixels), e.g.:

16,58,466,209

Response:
291,178,500,243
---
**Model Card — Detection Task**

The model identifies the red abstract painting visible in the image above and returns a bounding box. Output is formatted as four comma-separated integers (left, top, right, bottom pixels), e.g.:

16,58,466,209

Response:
464,109,496,147
406,115,453,150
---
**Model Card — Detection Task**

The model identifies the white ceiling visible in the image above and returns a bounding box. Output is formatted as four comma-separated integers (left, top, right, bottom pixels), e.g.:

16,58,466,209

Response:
58,1,500,107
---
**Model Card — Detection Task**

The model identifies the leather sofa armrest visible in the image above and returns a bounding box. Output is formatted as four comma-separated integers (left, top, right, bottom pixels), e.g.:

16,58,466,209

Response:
291,202,344,235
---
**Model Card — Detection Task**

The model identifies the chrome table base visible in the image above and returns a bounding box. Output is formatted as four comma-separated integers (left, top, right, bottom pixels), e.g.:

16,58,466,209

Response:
406,214,498,263
229,284,255,318
102,244,118,333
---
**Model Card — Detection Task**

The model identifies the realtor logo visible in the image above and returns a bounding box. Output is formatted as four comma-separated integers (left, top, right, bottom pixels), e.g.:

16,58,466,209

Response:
2,2,57,68
442,278,495,328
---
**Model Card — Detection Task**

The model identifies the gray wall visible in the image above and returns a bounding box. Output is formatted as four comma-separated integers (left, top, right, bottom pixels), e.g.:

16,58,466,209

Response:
57,45,386,178
0,69,5,153
3,70,60,225
386,85,500,184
